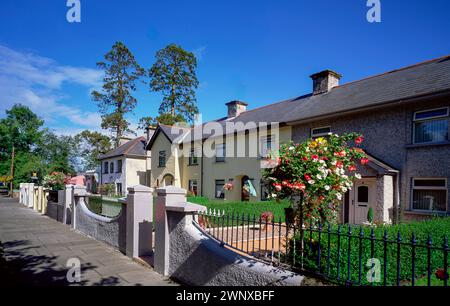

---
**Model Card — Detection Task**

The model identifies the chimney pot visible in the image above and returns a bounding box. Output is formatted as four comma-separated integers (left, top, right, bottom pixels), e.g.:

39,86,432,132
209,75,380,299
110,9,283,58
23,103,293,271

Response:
226,100,248,118
310,70,342,95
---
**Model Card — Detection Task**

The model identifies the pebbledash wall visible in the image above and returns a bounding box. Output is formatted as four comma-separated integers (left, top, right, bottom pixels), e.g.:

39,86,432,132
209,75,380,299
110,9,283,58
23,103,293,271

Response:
291,98,450,221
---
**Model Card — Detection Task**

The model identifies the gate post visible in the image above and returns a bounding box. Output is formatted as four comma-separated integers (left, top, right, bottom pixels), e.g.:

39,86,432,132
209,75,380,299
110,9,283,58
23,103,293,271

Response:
72,185,87,229
125,185,153,259
154,186,187,276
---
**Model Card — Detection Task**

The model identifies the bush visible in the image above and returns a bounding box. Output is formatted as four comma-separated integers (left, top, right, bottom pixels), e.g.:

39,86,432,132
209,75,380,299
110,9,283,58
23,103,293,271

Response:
98,183,115,196
188,197,290,221
289,217,450,286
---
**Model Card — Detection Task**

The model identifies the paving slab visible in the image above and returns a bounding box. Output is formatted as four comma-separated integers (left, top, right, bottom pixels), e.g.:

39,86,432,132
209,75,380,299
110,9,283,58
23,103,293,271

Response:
0,196,176,286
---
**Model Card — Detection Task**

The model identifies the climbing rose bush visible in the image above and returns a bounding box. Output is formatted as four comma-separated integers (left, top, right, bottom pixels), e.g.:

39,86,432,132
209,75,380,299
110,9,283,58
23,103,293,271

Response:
263,133,367,224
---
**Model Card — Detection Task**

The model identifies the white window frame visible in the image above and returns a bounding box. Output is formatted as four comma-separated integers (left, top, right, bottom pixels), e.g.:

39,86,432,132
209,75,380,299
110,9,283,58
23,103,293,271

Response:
260,135,274,158
411,178,448,212
413,107,449,144
311,126,331,138
188,179,198,195
189,148,199,166
215,143,226,162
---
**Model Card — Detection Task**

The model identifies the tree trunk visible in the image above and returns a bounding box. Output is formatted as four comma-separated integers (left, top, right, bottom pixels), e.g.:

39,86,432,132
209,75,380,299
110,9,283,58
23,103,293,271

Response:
9,146,14,197
171,84,176,117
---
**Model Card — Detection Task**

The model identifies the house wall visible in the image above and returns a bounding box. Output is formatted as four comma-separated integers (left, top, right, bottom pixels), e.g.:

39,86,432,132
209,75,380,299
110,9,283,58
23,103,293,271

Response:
151,133,179,188
180,126,292,201
101,156,148,195
125,157,147,189
100,157,126,194
290,98,450,220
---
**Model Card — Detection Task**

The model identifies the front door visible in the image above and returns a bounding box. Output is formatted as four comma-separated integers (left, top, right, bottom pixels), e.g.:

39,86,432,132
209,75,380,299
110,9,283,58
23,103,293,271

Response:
351,178,376,224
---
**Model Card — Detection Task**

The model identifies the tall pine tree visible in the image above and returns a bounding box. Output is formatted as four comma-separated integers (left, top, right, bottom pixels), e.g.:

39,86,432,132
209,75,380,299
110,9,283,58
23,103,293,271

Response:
92,42,144,147
148,44,199,124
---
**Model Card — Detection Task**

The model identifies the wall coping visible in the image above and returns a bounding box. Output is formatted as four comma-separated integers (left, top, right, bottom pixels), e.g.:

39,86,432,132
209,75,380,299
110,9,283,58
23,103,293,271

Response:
166,202,206,213
156,186,187,196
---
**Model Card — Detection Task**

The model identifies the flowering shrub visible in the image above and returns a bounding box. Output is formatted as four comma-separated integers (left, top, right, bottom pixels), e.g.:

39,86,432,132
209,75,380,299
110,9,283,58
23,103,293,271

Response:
263,133,367,224
43,172,67,190
99,183,116,196
223,182,234,191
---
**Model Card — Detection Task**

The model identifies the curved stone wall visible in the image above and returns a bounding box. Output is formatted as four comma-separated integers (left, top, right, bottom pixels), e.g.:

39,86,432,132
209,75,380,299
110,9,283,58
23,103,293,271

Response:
75,197,127,253
167,210,303,286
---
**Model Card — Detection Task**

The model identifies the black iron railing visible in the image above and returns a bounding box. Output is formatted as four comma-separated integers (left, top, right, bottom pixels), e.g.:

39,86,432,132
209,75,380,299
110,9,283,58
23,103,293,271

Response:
196,209,449,287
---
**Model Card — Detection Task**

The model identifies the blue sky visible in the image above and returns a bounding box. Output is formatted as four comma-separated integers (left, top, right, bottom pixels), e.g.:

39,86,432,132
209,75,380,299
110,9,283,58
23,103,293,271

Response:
1,0,449,136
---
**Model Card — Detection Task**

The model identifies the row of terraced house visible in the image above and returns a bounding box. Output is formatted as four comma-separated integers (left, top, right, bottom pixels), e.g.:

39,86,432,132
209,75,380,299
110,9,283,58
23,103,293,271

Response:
99,55,450,225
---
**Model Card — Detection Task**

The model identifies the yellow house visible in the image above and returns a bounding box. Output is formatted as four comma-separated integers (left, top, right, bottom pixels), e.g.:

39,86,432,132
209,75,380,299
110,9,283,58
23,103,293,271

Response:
146,101,292,201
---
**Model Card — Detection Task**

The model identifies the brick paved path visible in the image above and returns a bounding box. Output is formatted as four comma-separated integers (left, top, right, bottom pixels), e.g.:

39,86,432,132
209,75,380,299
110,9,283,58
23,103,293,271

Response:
0,196,176,286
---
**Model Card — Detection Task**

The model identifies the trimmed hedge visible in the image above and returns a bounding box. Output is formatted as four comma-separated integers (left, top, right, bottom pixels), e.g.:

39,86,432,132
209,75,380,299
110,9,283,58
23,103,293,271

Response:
187,196,290,220
290,217,450,286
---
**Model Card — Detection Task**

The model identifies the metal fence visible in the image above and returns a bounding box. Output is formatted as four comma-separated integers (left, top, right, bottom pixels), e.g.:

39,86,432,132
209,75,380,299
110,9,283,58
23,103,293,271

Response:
196,209,449,287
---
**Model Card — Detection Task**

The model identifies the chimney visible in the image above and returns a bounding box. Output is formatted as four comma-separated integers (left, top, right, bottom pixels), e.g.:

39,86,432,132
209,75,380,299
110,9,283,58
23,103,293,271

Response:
226,100,248,118
310,70,342,95
118,137,132,146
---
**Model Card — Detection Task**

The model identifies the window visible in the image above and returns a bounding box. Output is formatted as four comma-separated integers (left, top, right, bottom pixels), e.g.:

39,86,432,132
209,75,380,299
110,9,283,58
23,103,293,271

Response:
189,180,198,196
189,148,198,166
215,143,225,162
311,126,331,138
215,180,225,199
357,186,369,203
110,162,114,174
260,135,274,158
413,108,449,144
260,180,270,201
104,162,109,174
117,160,122,173
159,151,166,167
116,183,122,196
412,178,447,212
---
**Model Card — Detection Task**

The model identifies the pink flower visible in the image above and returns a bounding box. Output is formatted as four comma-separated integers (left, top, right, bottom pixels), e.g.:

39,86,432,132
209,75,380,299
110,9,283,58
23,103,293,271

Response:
355,136,364,145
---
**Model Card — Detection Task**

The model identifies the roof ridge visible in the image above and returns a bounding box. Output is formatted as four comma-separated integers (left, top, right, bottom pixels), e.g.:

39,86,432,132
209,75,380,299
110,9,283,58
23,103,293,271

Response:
335,54,450,90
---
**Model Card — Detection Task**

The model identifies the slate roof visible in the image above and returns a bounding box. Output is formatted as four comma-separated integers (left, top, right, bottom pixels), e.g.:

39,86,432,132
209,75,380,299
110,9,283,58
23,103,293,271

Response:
99,136,150,160
147,55,450,147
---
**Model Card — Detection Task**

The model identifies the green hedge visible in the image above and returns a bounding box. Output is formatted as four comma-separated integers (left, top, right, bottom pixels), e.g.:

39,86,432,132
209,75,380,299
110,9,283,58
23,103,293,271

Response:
187,196,290,220
289,217,450,286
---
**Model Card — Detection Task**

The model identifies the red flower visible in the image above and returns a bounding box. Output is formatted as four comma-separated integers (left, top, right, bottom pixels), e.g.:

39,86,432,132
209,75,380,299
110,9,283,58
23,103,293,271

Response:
304,174,312,181
311,154,319,160
355,136,364,145
282,180,289,186
302,156,308,161
360,158,369,165
321,157,329,161
348,165,357,172
336,161,344,169
435,269,449,281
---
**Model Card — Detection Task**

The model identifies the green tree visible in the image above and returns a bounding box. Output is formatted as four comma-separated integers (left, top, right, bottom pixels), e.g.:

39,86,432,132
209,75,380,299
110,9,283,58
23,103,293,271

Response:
92,41,145,147
35,131,77,175
137,113,186,130
0,104,44,192
148,44,199,124
74,130,112,170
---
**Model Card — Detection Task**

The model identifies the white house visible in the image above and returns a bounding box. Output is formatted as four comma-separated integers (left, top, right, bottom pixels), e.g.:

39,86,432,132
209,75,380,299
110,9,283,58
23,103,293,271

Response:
98,135,152,195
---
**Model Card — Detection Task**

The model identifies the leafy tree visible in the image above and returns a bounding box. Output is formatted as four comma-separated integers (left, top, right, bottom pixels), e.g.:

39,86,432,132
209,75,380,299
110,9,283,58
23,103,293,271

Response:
137,113,186,130
74,130,112,170
0,104,44,192
92,41,145,147
35,131,77,175
148,44,199,123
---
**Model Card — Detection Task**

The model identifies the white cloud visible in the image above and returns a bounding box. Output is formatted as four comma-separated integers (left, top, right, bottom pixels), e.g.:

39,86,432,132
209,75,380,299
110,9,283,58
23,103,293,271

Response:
0,45,103,130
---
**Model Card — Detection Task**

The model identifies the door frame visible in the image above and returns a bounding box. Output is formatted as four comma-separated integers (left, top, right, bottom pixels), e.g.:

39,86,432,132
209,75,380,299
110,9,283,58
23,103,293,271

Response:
350,177,377,225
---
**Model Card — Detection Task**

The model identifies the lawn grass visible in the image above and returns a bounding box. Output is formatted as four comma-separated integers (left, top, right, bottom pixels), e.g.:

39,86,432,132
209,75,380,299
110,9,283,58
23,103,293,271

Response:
187,196,291,220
